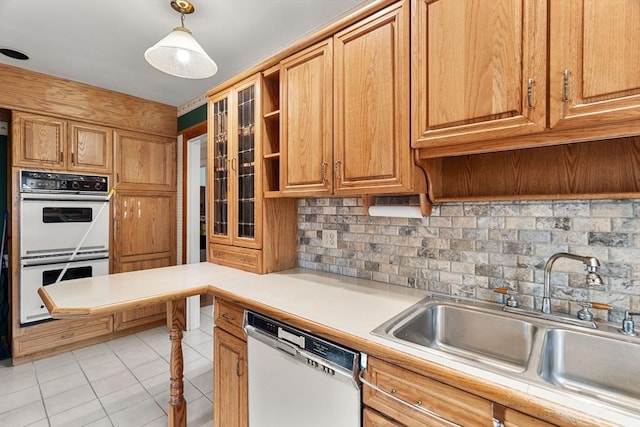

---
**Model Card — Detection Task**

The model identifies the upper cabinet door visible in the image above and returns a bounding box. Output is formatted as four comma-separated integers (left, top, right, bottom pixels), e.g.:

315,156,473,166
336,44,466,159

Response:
114,129,176,191
68,122,112,174
209,92,232,245
334,0,411,195
412,0,547,151
549,0,640,130
12,111,67,169
280,39,334,196
233,78,262,248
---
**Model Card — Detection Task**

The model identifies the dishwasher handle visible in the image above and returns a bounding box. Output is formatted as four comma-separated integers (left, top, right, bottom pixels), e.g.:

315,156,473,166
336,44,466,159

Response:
275,339,298,357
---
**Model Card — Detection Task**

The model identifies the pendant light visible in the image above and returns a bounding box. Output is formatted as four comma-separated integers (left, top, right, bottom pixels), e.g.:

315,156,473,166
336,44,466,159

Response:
145,0,217,79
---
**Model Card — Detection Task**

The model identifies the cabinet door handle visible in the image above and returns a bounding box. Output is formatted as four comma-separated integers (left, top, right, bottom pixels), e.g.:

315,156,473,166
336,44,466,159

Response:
231,157,237,171
334,160,341,180
60,151,64,163
137,200,141,218
237,357,244,377
321,161,328,183
71,152,75,164
221,313,235,322
526,78,534,109
563,69,570,102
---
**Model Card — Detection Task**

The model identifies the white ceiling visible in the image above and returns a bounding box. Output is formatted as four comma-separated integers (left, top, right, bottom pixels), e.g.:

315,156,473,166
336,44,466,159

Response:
0,0,364,108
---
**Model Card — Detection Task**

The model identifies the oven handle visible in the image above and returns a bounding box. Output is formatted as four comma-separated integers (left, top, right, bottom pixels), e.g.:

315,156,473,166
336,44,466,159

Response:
20,194,110,203
21,255,109,268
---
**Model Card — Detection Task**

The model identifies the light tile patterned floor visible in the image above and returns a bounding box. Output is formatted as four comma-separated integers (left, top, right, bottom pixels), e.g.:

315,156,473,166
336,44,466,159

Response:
0,306,215,427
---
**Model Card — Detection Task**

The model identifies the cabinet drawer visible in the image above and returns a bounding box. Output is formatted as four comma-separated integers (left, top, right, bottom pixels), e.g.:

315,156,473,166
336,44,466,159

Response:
363,357,492,427
209,244,262,273
214,299,245,339
363,408,405,427
16,316,113,355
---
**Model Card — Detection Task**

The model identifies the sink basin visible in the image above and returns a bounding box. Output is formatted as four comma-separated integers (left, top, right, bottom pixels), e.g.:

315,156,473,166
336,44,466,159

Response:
372,301,538,373
539,328,640,411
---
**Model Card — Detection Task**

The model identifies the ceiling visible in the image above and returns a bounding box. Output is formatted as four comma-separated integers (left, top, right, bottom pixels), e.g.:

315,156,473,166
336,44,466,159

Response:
0,0,364,109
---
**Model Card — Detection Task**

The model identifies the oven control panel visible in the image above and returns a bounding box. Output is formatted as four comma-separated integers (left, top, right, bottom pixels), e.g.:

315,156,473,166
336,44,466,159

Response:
20,170,109,194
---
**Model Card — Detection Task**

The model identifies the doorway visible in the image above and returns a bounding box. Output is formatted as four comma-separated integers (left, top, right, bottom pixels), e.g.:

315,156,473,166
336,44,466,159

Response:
185,133,208,329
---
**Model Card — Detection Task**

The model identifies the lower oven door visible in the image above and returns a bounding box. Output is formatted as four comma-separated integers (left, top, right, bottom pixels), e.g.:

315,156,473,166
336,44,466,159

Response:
20,257,109,325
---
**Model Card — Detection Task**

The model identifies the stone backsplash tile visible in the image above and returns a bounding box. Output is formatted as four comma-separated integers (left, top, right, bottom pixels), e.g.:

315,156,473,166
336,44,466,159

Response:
297,198,640,323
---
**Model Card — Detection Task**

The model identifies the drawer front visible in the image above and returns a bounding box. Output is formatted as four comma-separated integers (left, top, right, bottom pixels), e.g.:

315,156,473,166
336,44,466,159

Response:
209,244,262,273
363,408,405,427
214,298,245,339
16,316,113,355
363,357,492,427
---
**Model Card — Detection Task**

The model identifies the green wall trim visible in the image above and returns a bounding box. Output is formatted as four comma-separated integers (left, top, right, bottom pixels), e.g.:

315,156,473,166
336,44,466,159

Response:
178,104,207,132
0,135,6,218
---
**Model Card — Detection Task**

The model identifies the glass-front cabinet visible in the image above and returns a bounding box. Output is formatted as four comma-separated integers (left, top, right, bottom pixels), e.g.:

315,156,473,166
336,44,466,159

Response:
208,75,262,249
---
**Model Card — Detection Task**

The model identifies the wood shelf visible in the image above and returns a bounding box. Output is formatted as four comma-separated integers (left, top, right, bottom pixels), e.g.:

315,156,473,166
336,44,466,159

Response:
263,152,280,160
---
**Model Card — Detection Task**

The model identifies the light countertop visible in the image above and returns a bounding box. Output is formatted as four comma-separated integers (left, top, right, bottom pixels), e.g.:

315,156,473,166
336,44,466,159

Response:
39,262,640,426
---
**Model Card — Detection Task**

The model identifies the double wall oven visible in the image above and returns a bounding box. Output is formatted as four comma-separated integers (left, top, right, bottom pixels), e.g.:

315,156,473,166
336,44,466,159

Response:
19,170,110,325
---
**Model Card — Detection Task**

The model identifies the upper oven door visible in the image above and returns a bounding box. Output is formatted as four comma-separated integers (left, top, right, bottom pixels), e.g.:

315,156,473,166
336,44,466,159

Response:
20,193,110,258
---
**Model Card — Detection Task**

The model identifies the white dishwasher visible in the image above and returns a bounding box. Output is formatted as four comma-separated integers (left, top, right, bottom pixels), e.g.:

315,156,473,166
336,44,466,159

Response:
244,310,361,427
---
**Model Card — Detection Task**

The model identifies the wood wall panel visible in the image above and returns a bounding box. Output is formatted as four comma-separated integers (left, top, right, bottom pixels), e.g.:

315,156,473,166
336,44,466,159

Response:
0,63,176,137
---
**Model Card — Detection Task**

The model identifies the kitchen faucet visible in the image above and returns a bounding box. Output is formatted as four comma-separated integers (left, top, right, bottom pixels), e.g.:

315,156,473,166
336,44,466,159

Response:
542,253,602,314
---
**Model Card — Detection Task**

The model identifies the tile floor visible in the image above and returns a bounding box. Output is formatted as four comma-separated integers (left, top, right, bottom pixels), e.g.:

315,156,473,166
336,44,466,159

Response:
0,306,215,427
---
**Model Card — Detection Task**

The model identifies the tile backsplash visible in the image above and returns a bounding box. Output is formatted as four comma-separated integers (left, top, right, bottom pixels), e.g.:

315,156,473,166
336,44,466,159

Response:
297,198,640,323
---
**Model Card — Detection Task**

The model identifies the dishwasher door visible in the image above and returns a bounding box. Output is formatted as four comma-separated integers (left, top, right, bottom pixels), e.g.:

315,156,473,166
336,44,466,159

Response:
245,314,361,427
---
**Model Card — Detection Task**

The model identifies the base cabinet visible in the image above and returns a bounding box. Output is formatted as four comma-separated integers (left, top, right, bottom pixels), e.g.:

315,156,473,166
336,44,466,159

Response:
213,299,248,427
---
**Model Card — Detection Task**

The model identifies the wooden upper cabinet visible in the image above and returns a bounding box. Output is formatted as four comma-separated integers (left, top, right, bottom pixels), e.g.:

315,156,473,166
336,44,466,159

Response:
208,75,262,249
549,0,640,130
13,112,67,169
114,129,176,191
280,0,417,196
280,39,334,196
68,121,112,174
13,112,112,173
334,0,411,195
412,0,547,150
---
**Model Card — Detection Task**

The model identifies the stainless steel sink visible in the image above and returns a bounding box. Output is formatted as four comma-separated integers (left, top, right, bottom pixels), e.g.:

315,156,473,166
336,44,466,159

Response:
372,295,640,418
372,300,538,372
539,328,640,412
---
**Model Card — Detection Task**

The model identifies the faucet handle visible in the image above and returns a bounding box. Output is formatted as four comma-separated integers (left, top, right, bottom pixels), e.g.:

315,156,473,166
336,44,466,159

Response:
493,288,520,307
576,302,610,321
620,311,640,336
588,302,611,311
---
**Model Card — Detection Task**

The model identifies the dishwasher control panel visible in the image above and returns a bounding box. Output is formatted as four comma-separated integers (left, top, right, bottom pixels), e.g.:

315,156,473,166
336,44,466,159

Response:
245,311,358,372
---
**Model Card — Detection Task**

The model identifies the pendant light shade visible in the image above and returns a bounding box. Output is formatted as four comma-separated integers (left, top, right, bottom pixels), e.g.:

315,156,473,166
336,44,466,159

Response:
145,1,217,79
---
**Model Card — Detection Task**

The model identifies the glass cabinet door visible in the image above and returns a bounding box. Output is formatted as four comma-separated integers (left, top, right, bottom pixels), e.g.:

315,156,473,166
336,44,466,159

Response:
211,96,230,241
209,76,261,248
236,85,256,240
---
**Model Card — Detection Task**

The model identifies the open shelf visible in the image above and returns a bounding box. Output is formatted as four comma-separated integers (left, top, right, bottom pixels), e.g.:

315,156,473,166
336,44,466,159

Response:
262,66,282,194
